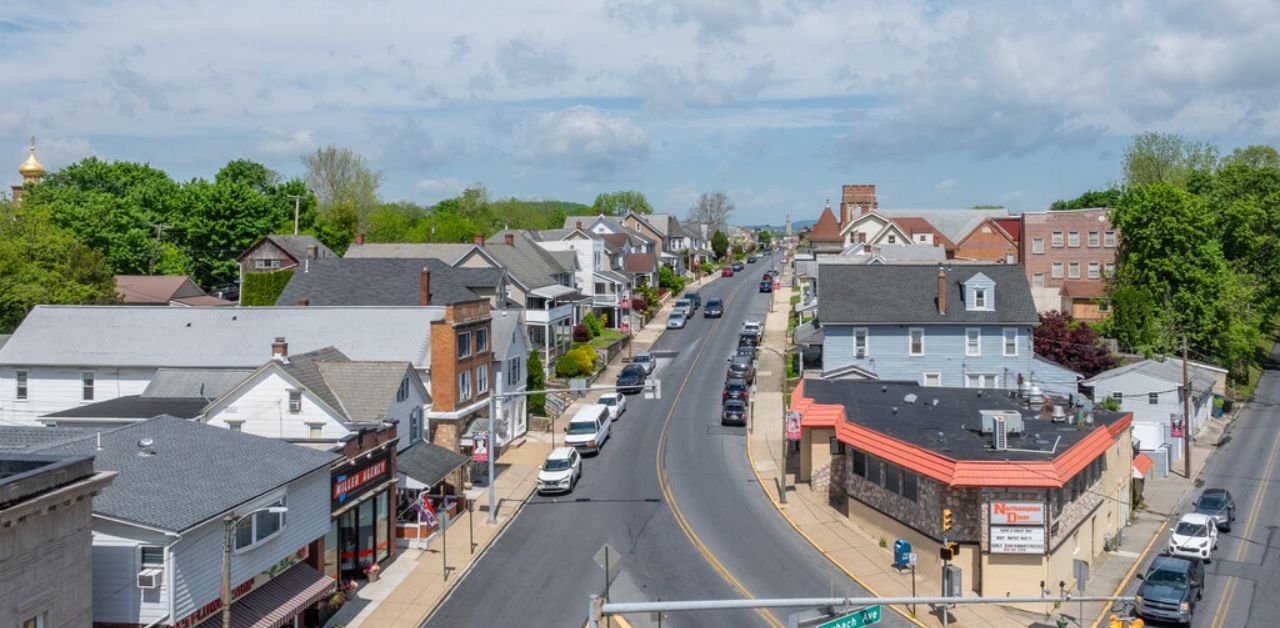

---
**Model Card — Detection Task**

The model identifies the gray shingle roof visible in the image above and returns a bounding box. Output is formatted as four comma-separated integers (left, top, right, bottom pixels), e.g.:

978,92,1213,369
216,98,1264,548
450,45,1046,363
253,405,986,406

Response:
817,264,1038,324
490,310,527,361
237,235,334,263
142,368,255,399
0,426,87,453
43,396,209,420
280,347,351,414
7,416,339,531
397,439,468,488
0,306,442,368
317,361,420,422
343,242,479,264
483,230,573,290
276,257,501,306
1082,358,1217,391
866,208,1009,242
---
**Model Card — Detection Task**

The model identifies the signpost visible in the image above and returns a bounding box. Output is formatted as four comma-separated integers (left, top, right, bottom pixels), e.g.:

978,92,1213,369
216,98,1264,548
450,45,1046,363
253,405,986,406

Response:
814,605,882,628
471,431,489,463
785,411,802,442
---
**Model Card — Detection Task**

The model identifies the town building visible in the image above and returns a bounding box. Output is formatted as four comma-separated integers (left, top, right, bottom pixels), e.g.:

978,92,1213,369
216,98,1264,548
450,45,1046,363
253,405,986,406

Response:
114,275,232,307
236,234,336,277
10,136,44,205
1018,208,1117,315
529,225,630,330
792,380,1134,610
0,443,116,628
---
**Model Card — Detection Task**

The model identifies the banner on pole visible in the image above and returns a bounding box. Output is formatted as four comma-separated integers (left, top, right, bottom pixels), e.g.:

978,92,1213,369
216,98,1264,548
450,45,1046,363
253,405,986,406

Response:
785,411,802,441
472,431,490,463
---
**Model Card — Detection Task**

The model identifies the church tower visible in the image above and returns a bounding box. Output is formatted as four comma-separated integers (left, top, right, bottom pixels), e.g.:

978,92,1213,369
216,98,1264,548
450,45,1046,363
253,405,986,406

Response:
12,136,45,205
785,213,792,239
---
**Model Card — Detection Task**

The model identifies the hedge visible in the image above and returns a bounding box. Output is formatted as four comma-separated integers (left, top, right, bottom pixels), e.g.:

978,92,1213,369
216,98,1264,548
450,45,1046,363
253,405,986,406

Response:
241,270,295,306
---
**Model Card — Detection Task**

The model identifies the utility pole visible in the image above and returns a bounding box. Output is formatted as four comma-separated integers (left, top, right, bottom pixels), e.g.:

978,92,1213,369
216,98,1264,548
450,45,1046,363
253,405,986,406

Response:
1183,335,1191,478
287,195,303,235
148,223,170,274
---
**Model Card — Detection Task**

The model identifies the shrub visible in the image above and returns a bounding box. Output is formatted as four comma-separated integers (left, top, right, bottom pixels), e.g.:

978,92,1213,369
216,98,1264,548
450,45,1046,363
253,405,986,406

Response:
631,297,648,312
583,312,602,337
572,324,590,343
555,344,596,378
241,269,295,306
527,352,545,415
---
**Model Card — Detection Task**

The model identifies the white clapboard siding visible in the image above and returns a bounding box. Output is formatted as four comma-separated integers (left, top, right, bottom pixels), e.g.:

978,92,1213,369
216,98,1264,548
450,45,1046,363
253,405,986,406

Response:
0,366,154,426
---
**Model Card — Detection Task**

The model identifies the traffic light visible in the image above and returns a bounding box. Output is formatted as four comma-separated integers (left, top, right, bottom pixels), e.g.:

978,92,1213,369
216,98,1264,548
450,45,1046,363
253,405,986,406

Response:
949,542,960,557
942,508,953,533
939,545,953,561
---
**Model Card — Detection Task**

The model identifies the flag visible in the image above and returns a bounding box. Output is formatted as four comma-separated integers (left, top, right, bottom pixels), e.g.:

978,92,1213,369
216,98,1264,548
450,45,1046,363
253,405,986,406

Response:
416,494,439,528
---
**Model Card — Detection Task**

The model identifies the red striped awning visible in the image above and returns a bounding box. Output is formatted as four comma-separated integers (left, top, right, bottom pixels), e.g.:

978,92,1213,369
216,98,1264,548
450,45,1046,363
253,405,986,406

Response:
196,562,336,628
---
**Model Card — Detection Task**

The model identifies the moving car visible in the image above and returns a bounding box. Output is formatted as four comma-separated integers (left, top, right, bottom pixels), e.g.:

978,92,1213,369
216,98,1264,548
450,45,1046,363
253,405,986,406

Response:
759,280,773,293
727,357,755,383
721,399,747,426
595,392,627,421
564,404,612,455
747,255,757,263
667,311,687,329
537,447,582,494
721,267,735,277
1193,488,1236,531
732,261,745,271
1135,554,1203,625
1169,513,1218,561
685,292,701,310
616,364,647,394
629,352,655,375
673,298,693,316
722,377,749,401
704,298,724,318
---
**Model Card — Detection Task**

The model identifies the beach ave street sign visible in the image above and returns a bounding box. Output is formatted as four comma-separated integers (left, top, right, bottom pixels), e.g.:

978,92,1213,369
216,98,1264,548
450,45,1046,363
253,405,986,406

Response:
815,605,881,628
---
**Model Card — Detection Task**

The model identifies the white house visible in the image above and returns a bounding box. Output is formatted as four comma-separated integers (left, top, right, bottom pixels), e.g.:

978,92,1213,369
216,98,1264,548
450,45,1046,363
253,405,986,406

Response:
492,310,530,446
0,305,444,426
0,416,340,628
201,344,431,452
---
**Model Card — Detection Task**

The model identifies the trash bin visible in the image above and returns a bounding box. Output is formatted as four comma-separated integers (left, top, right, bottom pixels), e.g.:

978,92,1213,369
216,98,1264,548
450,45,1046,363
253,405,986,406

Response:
1223,399,1234,414
893,539,911,570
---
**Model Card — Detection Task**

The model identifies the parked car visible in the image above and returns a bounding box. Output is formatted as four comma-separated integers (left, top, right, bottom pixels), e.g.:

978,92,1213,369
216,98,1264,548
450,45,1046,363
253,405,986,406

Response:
743,320,762,338
616,365,647,394
1135,554,1203,625
735,345,757,360
673,298,693,316
1193,488,1236,531
595,392,627,421
727,357,755,383
685,292,701,310
564,404,612,455
759,280,773,293
747,256,757,263
1169,513,1218,561
629,352,655,375
721,399,747,426
739,332,759,350
667,312,688,329
721,267,735,277
704,298,724,318
762,272,772,282
732,261,745,271
537,447,582,494
722,377,749,401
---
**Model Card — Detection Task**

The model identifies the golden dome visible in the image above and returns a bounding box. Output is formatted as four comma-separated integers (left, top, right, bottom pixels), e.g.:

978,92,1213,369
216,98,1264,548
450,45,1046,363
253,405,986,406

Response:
18,136,45,178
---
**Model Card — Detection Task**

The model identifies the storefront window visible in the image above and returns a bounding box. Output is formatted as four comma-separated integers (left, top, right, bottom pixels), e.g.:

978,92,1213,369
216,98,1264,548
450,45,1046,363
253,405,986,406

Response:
340,510,357,573
324,519,338,579
358,499,375,569
376,491,390,562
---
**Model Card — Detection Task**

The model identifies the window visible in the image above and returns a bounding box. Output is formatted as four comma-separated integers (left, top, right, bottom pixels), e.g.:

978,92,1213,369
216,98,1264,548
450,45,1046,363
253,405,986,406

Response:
140,545,164,569
1031,238,1044,254
507,357,522,386
457,332,472,358
396,377,410,402
476,328,489,353
853,328,868,358
234,497,287,551
973,288,988,309
885,463,901,494
1052,231,1064,247
1052,262,1064,279
1104,262,1115,277
1112,391,1123,403
966,373,998,388
1088,262,1100,279
1088,231,1100,247
15,370,27,400
287,390,301,413
477,364,489,394
1032,272,1045,288
908,328,924,356
1099,300,1110,312
409,407,422,443
1149,392,1159,405
852,450,867,477
458,370,472,401
308,424,323,439
22,613,47,628
867,455,881,485
886,234,897,244
1003,328,1018,356
965,328,981,356
81,371,94,401
1068,231,1080,247
923,372,941,387
254,259,282,270
903,472,918,502
1104,231,1116,247
1068,262,1080,278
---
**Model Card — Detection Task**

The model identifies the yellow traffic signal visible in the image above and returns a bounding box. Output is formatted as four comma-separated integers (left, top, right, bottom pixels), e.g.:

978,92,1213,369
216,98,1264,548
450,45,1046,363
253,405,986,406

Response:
942,508,953,533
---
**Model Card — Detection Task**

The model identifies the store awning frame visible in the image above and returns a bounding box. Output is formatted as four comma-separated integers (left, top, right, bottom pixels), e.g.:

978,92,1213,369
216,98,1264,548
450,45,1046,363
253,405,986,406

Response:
195,562,335,628
397,440,469,490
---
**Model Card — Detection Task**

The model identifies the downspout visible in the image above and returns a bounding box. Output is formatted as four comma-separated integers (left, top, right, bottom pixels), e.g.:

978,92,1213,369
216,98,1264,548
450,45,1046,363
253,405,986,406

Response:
144,530,183,628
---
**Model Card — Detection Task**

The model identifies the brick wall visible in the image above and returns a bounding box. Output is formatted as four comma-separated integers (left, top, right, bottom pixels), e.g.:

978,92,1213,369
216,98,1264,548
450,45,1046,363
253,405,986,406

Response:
1020,209,1117,307
954,220,1018,263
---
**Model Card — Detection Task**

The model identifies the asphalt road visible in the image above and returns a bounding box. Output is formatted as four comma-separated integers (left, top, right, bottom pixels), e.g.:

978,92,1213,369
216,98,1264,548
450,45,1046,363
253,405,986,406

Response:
426,260,907,628
1119,344,1280,628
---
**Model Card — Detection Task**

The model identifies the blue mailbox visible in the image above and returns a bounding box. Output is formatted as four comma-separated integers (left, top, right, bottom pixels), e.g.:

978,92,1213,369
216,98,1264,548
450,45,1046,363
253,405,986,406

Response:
893,539,911,569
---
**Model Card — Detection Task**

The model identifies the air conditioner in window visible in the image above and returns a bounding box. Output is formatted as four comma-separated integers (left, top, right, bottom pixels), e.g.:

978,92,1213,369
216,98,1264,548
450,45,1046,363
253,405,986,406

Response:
855,349,866,358
137,568,163,589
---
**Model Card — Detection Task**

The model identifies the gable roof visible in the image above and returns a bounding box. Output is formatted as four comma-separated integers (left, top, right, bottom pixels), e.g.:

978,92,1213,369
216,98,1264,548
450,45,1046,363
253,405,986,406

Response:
276,257,501,306
0,306,443,368
238,235,335,263
870,208,1010,242
142,368,255,398
317,361,422,422
624,252,657,273
568,215,655,248
343,242,481,265
483,230,573,290
491,310,527,361
817,264,1038,324
954,216,1016,248
994,217,1021,241
809,206,843,241
890,217,956,251
5,416,339,532
42,395,209,420
115,275,208,304
1082,358,1218,391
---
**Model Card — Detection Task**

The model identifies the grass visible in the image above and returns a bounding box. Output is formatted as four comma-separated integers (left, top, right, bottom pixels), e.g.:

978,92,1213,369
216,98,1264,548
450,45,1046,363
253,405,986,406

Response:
789,294,800,306
588,328,626,350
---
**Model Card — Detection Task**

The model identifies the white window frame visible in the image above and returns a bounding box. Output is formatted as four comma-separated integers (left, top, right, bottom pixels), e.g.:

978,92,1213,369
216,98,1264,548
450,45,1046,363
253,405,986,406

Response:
477,363,489,394
1003,328,1019,356
1088,262,1101,279
1068,231,1080,247
965,328,981,356
908,328,925,356
1088,231,1100,247
1068,262,1081,279
966,373,999,388
457,332,472,358
1052,231,1064,247
288,390,302,414
1032,273,1045,288
233,493,287,553
853,328,869,358
138,545,165,571
458,370,472,401
476,328,489,353
15,369,28,400
81,371,95,402
923,372,942,387
1031,238,1044,254
1104,231,1116,247
1052,262,1064,279
973,288,987,309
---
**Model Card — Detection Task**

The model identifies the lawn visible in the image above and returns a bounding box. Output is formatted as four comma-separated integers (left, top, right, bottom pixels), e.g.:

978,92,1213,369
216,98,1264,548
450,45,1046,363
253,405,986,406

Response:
589,328,627,350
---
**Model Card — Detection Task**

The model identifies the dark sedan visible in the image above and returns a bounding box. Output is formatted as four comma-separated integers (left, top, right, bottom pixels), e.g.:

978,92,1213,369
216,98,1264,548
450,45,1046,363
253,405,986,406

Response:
759,280,773,293
704,298,724,318
616,365,647,394
721,399,747,426
722,377,749,402
1194,488,1236,531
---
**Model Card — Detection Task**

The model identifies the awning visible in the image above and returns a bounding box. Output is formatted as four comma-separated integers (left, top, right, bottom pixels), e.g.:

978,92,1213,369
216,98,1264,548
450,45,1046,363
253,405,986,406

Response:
398,439,469,489
196,563,335,628
1133,453,1154,479
530,284,578,299
794,322,824,346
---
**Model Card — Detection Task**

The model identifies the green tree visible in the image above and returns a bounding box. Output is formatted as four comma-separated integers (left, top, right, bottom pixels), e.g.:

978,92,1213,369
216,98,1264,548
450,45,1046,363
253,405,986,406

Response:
758,230,773,247
301,146,382,231
582,311,602,337
0,203,117,332
527,352,546,415
1220,145,1280,170
591,190,651,216
710,230,729,260
1122,132,1218,187
1050,188,1123,210
366,202,428,242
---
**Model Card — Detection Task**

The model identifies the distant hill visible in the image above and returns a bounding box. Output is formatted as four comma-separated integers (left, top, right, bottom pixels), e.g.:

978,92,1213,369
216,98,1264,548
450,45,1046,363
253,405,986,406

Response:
746,219,815,231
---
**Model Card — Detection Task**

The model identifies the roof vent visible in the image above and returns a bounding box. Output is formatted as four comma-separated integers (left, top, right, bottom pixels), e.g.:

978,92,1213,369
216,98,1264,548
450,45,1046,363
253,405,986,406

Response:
1027,385,1044,405
891,406,899,414
932,399,939,407
1052,405,1067,423
993,416,1008,451
137,437,156,457
881,385,888,393
903,393,918,404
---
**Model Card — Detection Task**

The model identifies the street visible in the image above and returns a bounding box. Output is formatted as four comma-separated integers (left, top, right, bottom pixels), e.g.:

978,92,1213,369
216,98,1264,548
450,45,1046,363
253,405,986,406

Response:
1118,345,1280,628
425,261,908,627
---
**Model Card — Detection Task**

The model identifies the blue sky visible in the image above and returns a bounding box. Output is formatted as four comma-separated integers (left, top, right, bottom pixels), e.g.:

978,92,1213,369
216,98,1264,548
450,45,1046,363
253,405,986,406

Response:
4,0,1278,225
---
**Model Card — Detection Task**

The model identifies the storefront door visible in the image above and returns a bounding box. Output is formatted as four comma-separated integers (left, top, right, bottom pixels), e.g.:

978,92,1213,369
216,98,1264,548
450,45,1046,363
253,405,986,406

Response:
339,509,357,575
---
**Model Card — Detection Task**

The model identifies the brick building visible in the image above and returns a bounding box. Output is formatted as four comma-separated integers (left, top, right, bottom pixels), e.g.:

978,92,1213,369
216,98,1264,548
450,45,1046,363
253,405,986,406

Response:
1019,208,1117,317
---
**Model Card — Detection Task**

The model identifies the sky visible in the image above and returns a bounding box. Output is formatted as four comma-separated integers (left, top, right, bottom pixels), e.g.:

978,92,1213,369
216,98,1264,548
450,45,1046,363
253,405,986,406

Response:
3,0,1279,225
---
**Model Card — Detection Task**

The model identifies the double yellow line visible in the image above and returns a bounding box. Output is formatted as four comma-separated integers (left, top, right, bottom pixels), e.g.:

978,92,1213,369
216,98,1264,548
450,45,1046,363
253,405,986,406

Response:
1209,430,1280,628
653,275,786,628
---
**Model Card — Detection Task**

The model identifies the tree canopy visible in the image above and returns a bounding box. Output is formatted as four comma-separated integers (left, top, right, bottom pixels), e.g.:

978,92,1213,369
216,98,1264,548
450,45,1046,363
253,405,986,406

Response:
1032,311,1116,378
687,191,734,229
591,190,651,216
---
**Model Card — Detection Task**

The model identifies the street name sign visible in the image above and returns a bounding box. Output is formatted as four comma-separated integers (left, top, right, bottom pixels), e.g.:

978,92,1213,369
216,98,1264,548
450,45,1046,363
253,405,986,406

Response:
816,605,881,628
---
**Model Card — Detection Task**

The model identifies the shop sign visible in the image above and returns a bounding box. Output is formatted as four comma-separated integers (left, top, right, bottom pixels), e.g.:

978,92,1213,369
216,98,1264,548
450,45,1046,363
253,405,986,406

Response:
989,501,1046,525
989,525,1046,554
332,450,391,509
173,546,310,628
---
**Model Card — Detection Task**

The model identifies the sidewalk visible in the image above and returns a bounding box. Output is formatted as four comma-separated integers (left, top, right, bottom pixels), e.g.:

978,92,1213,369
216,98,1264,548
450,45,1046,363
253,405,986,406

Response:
747,264,1236,628
327,272,719,628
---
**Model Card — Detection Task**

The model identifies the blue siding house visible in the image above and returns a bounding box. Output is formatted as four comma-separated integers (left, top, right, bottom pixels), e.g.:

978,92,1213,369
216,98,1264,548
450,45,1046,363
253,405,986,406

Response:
817,264,1079,395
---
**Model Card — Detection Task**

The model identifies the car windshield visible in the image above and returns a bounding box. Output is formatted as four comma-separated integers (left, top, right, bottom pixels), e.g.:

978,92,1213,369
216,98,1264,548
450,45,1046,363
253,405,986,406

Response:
621,367,643,378
568,422,598,435
1145,568,1188,587
544,458,572,471
1175,522,1208,537
726,379,747,390
724,402,745,411
1197,495,1226,509
633,355,651,364
597,397,616,406
708,300,722,307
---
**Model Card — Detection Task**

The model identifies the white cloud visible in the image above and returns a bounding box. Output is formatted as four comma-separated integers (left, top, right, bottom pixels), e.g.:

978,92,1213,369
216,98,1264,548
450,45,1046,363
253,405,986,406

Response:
516,105,650,179
38,137,96,168
936,179,957,190
417,177,464,193
496,36,574,87
258,129,317,155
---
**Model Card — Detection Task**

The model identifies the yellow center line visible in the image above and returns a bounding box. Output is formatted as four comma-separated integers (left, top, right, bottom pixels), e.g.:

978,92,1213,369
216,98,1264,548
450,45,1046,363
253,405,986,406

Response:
1210,429,1280,628
654,275,786,628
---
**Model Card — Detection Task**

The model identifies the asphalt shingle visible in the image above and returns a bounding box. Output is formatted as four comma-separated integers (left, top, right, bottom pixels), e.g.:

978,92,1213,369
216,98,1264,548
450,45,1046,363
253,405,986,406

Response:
277,257,502,306
817,264,1038,324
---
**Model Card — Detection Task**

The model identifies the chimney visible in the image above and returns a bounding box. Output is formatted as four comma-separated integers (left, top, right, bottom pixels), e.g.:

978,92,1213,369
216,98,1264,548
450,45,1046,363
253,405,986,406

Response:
576,220,583,230
271,337,288,360
355,233,365,246
937,268,947,315
504,233,515,246
840,203,850,228
306,244,318,258
419,267,431,306
473,233,485,246
296,298,310,306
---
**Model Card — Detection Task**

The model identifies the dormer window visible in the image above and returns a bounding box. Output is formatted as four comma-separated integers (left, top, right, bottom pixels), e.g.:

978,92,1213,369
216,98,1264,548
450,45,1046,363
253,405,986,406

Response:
973,288,987,309
963,273,996,311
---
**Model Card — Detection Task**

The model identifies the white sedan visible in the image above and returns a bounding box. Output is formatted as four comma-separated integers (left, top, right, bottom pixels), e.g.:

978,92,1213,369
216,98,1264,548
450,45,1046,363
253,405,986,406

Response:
1169,513,1218,561
595,392,627,420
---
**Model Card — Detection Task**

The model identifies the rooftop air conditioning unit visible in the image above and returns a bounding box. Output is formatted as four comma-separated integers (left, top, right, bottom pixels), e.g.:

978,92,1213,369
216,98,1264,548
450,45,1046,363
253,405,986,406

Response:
993,416,1008,451
980,410,1024,434
137,568,163,589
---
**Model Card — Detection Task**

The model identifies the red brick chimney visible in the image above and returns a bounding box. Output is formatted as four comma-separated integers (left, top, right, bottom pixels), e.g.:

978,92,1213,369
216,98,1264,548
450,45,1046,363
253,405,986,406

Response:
576,220,583,230
419,267,431,306
355,233,365,246
473,233,485,246
843,184,878,217
271,337,288,359
504,233,515,246
937,268,947,315
840,203,850,228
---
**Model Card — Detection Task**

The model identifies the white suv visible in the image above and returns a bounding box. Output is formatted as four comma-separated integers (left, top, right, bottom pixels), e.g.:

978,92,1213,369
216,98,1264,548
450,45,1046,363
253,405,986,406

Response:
742,320,762,338
1169,513,1218,561
537,447,582,494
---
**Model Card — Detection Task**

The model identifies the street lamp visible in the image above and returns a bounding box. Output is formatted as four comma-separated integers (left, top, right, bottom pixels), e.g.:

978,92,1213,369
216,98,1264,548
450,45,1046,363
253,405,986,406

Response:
223,506,289,628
